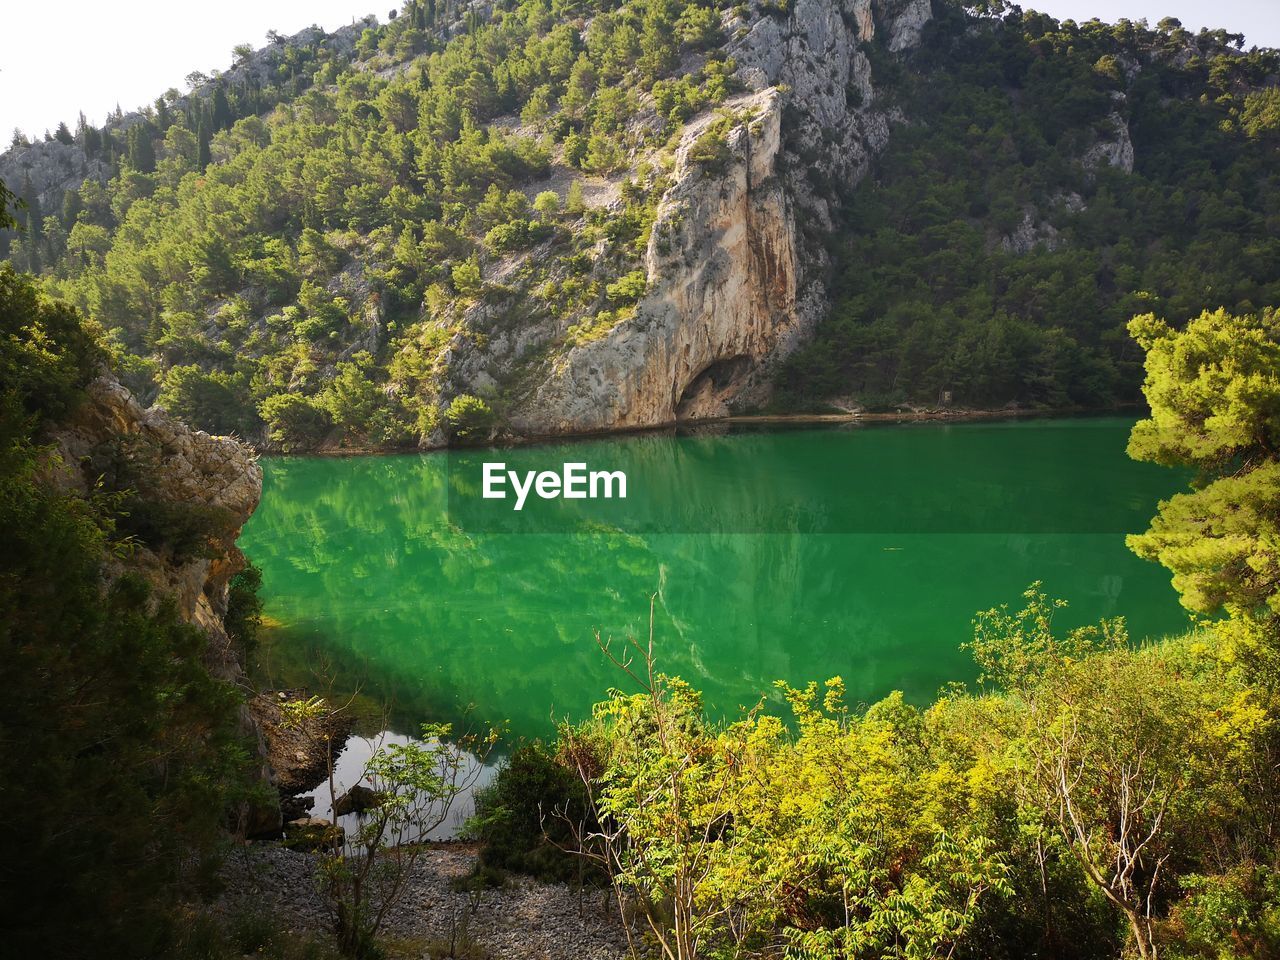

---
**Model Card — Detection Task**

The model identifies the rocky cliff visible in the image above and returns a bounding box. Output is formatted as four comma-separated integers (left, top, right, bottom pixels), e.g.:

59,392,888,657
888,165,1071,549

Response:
46,373,274,829
50,375,261,662
0,0,935,446
464,0,932,436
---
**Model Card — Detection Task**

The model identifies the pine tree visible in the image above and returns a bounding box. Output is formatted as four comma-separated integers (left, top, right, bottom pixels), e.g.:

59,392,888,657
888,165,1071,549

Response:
54,122,74,145
566,179,586,216
75,113,102,158
61,189,82,226
126,125,156,173
211,85,232,131
196,117,212,168
21,177,42,272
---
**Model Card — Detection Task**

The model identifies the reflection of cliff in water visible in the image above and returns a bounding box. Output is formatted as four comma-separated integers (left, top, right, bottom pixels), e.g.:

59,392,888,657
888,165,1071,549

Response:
241,422,1190,739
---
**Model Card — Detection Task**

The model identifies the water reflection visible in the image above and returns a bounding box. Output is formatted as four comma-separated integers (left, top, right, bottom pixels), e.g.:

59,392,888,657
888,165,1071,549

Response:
241,420,1190,740
298,730,495,842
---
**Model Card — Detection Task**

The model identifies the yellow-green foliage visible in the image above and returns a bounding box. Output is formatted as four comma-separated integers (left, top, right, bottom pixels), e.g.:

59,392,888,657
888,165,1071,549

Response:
1239,88,1280,139
565,306,634,346
686,113,736,172
542,591,1274,960
443,392,494,438
1126,308,1280,624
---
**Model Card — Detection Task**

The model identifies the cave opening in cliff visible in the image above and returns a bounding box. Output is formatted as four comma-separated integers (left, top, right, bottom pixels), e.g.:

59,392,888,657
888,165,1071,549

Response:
675,355,754,420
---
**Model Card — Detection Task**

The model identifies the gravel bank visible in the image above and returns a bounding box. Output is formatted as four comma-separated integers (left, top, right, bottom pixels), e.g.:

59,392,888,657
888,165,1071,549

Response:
216,842,632,959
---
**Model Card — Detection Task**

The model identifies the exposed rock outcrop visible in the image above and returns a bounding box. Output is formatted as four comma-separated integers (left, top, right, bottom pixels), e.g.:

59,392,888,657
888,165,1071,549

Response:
503,0,932,434
248,688,356,796
334,784,385,816
50,375,261,658
1000,210,1062,255
873,0,932,52
0,141,110,214
45,373,273,831
513,88,797,431
0,19,374,211
1083,96,1136,174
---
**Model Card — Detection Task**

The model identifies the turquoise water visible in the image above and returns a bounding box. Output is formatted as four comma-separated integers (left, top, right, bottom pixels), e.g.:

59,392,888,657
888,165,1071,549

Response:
241,418,1189,739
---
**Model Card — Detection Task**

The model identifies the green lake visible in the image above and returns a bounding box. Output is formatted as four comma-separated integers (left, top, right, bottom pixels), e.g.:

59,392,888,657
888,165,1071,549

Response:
241,417,1190,741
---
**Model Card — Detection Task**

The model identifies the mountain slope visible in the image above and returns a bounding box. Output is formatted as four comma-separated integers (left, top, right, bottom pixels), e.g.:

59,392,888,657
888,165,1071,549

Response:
1,0,1277,448
778,6,1280,411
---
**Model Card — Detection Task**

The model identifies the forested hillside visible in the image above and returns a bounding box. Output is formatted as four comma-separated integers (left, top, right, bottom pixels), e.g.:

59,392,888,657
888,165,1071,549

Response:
1,0,1277,447
3,4,1280,956
778,8,1280,410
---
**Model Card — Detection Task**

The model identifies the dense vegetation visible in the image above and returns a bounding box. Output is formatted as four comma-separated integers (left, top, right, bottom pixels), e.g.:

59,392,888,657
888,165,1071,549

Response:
2,0,1279,956
5,3,1276,443
469,306,1280,960
777,9,1280,410
0,199,261,955
2,0,736,448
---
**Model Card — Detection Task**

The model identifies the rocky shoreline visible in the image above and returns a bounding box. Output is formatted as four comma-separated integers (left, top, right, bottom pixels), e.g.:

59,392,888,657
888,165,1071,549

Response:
248,690,356,799
215,843,632,960
264,403,1134,458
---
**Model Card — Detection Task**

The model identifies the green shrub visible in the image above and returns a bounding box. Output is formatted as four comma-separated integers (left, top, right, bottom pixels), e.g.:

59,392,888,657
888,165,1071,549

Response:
466,743,599,884
605,269,647,304
484,219,531,253
565,307,633,346
157,364,257,437
687,116,735,172
226,561,264,660
451,257,484,298
0,263,104,425
260,393,333,451
444,393,495,439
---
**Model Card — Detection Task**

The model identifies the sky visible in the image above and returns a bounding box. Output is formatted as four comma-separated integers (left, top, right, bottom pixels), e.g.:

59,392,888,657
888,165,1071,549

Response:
0,1,380,140
1028,0,1279,46
1,0,1277,141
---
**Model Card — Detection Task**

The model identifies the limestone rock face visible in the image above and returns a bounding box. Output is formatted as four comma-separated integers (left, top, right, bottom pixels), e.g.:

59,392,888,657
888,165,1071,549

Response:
873,0,933,51
512,89,797,431
1000,209,1062,255
51,375,261,661
0,140,111,212
47,373,273,832
1084,110,1136,174
504,0,931,434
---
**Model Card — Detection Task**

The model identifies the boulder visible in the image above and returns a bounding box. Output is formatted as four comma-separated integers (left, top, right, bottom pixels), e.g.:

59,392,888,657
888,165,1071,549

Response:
280,794,312,822
334,784,386,817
